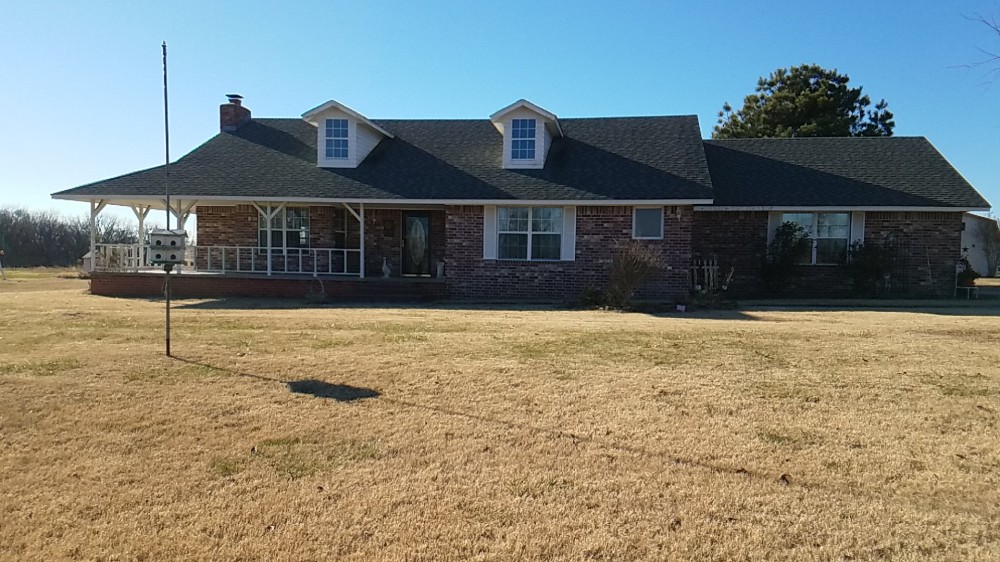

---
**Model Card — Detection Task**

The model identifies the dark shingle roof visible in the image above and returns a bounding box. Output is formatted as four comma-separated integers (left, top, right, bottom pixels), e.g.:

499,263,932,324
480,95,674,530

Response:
54,116,715,202
705,138,990,208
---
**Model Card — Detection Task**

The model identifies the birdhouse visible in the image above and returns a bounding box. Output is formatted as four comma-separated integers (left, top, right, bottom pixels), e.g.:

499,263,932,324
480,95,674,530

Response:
149,229,188,264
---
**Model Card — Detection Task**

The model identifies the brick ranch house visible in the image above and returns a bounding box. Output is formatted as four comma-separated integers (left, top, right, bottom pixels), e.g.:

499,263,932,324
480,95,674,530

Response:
53,96,991,300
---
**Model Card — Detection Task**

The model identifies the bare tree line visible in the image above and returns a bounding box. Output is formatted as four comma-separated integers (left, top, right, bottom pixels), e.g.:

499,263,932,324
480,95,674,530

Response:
0,207,141,267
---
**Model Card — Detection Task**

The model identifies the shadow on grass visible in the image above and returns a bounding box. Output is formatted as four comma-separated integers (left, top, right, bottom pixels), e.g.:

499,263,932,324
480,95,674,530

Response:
287,379,380,402
172,358,379,403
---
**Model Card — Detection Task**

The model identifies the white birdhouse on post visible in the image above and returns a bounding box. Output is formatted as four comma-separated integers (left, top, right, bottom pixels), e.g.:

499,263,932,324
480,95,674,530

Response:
149,228,187,265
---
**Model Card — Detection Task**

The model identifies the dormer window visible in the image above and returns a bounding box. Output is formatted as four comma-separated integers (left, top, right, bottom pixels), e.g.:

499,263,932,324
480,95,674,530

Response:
303,100,394,169
490,100,562,170
511,118,536,160
325,118,349,159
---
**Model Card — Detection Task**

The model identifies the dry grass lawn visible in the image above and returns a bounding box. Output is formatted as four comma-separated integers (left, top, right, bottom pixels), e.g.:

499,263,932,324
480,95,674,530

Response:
1,270,999,560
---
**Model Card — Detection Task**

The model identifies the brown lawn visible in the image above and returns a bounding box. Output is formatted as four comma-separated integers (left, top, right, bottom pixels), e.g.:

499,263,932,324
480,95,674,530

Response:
1,270,999,561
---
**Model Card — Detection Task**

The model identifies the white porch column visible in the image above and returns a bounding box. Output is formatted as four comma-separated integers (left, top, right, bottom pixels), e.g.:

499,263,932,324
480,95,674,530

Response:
131,205,151,270
161,198,196,231
252,202,285,277
342,203,364,278
359,203,365,279
266,203,273,276
88,199,107,272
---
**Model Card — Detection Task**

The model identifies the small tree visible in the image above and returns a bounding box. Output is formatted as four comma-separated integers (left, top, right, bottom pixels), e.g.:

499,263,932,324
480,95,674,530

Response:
762,222,811,294
847,240,892,295
606,240,664,308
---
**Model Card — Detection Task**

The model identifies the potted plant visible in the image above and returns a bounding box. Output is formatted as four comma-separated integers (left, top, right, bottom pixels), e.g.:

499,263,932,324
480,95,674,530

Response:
956,256,980,287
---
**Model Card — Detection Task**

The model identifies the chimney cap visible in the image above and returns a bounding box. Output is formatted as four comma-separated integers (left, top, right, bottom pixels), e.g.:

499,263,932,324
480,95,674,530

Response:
225,93,244,105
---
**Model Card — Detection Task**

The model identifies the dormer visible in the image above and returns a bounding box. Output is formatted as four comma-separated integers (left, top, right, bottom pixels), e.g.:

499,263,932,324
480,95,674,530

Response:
490,99,563,169
301,100,394,168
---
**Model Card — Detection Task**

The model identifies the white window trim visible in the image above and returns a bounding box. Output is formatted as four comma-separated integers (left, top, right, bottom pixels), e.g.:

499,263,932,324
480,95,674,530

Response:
779,211,851,265
497,206,562,261
632,206,665,240
484,206,574,261
325,118,349,160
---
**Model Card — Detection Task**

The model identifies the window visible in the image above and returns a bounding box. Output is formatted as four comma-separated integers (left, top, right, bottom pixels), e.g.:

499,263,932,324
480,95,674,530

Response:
633,207,664,239
498,206,562,260
780,212,850,265
325,118,348,159
259,207,310,250
511,118,536,160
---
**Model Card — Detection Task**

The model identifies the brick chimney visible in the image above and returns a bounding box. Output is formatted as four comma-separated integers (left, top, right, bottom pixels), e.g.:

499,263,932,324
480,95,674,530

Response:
220,94,251,131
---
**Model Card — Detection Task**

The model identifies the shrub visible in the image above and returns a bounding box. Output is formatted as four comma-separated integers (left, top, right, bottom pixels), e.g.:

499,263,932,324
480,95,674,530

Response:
606,240,664,308
847,240,892,296
761,222,811,294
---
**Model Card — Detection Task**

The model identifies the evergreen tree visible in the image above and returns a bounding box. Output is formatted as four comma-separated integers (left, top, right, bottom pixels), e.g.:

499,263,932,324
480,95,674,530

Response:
713,64,894,139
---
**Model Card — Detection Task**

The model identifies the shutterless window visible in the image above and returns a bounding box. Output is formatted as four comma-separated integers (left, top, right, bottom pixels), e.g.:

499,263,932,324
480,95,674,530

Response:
781,212,850,265
633,207,664,239
511,118,536,160
325,118,349,159
498,206,562,260
259,207,310,250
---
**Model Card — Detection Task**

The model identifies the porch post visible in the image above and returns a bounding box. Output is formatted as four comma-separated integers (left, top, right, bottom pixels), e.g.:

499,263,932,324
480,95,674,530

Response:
88,199,107,272
131,205,151,270
359,203,365,279
266,203,273,276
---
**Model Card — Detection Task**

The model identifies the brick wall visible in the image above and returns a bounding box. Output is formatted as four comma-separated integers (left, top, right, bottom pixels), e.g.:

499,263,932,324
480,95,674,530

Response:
864,212,963,297
692,211,768,296
692,210,964,297
444,205,693,300
196,205,258,248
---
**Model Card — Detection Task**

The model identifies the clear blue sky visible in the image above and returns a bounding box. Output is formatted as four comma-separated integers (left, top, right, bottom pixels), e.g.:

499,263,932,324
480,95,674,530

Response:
2,0,998,224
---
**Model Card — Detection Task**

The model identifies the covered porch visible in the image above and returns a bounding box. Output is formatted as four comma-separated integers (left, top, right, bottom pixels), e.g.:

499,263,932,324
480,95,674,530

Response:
85,198,445,296
83,198,448,281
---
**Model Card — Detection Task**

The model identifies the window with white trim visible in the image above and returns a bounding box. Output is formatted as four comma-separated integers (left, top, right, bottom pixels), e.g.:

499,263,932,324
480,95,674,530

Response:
498,206,562,260
633,207,664,239
781,212,850,265
259,207,310,251
325,118,349,159
511,118,536,160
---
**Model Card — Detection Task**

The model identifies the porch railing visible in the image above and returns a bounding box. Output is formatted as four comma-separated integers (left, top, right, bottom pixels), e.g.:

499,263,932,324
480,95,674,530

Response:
92,244,157,272
194,246,361,276
91,244,361,276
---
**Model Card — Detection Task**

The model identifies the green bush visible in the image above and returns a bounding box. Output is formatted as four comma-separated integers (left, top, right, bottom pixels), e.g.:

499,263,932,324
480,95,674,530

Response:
762,222,811,294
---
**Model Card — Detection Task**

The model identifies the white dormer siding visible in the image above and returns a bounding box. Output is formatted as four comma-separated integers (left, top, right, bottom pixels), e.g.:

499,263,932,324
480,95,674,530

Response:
490,99,562,170
301,100,394,169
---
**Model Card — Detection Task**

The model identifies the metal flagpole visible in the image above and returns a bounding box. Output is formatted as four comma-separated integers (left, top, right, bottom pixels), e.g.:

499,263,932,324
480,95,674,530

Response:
163,41,172,357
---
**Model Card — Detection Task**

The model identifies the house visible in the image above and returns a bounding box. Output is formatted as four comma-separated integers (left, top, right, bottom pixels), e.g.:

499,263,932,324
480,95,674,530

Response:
52,95,991,300
962,213,1000,277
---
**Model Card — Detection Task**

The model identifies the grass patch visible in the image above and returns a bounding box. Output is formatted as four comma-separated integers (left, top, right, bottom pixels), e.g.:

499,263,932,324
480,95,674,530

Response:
1,275,998,560
253,437,385,479
0,358,81,376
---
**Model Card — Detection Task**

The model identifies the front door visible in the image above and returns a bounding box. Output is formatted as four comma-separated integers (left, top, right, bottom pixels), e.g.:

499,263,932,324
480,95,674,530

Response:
402,212,431,276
